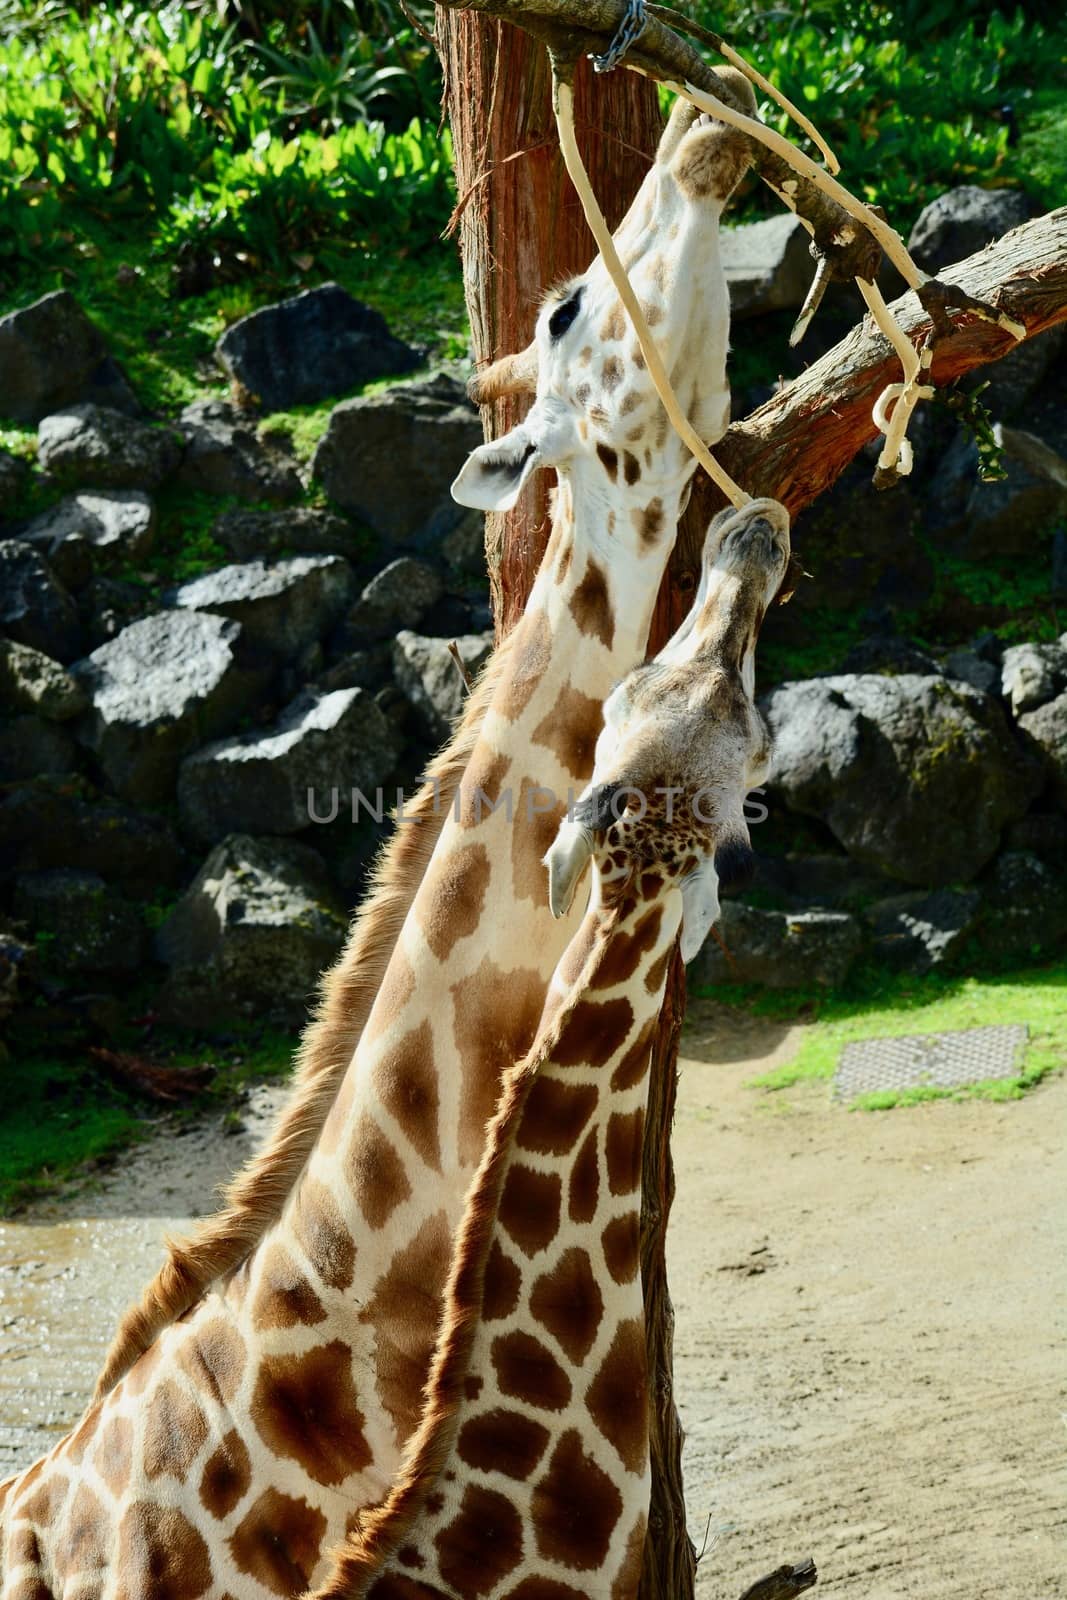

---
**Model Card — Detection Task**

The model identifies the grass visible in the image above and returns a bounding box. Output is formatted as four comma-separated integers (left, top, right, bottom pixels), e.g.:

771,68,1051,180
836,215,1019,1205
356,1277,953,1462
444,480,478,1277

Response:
693,959,1067,1108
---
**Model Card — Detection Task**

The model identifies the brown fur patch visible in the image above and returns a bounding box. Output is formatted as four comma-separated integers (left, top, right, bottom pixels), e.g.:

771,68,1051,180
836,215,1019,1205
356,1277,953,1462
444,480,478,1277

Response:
531,684,603,781
510,776,564,908
530,1247,605,1363
345,1113,412,1231
54,1483,106,1584
532,1429,624,1569
118,1502,212,1600
482,1239,522,1321
291,1179,356,1291
516,1077,598,1156
632,497,665,548
143,1380,208,1482
251,1341,371,1486
602,356,624,392
373,1018,441,1173
504,1583,589,1600
435,1484,523,1597
123,1339,162,1398
623,451,641,486
554,996,635,1067
417,842,492,962
569,1127,600,1224
252,1244,327,1331
492,1330,572,1411
591,906,664,991
596,443,618,481
498,610,550,723
177,1318,247,1408
586,1318,648,1474
599,306,625,342
605,1109,645,1196
458,749,512,828
228,1487,327,1597
611,1018,656,1092
364,947,417,1047
612,1514,648,1600
359,1208,451,1442
397,1546,425,1570
95,1415,133,1497
457,1408,551,1481
620,389,640,416
568,557,614,650
498,1164,561,1257
645,947,671,995
602,1213,640,1284
451,957,544,1167
199,1429,251,1519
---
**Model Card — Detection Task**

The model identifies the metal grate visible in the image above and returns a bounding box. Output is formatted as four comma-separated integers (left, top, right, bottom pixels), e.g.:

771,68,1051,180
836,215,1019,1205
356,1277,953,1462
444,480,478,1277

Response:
833,1023,1028,1102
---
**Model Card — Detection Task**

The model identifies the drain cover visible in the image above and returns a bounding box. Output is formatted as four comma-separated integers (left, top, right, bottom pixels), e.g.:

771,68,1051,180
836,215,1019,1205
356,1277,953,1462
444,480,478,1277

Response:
833,1023,1028,1101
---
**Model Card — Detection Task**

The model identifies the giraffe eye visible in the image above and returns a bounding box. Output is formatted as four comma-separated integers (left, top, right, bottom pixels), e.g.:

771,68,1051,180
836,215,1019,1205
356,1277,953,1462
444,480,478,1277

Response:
548,288,583,339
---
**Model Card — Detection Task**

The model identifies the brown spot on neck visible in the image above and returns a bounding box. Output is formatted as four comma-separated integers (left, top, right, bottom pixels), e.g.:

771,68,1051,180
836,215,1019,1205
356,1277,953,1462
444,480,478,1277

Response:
596,442,618,482
568,556,615,650
623,450,641,487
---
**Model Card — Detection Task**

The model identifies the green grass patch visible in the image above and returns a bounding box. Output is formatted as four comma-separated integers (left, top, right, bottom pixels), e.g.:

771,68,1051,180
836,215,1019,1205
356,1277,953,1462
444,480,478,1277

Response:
693,959,1067,1106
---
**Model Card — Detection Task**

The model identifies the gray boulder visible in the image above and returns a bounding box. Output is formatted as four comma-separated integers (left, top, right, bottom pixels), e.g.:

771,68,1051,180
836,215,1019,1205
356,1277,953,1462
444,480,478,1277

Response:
0,715,77,781
0,638,87,720
37,405,180,490
0,540,82,662
175,399,302,502
977,323,1066,421
1005,811,1067,870
348,557,444,638
908,185,1030,273
79,576,152,649
216,283,421,410
1000,637,1067,715
212,505,362,563
14,868,144,974
764,673,1038,885
689,903,862,989
17,490,156,590
866,887,982,972
72,610,266,803
977,850,1067,962
0,778,183,892
0,291,138,425
0,448,29,516
167,555,353,659
933,424,1067,561
156,833,347,1024
178,686,402,842
720,213,813,317
941,642,1000,696
393,628,494,742
1018,690,1067,808
312,373,482,542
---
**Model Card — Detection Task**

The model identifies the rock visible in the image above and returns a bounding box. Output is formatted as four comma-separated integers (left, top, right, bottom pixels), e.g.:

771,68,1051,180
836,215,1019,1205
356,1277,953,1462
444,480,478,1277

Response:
763,673,1039,885
393,628,494,742
755,852,904,912
1005,810,1067,871
18,491,156,590
0,777,183,892
71,611,266,804
0,448,29,516
0,291,138,425
79,576,151,648
720,213,813,317
0,714,78,781
312,374,482,543
37,405,180,491
215,283,421,410
0,638,87,720
689,902,862,989
977,850,1067,963
347,557,444,638
14,869,144,974
175,399,302,503
317,646,392,694
0,540,82,662
908,185,1031,273
866,887,983,972
934,424,1067,560
977,323,1066,421
178,686,402,842
212,505,364,563
941,645,1000,696
1018,690,1067,808
0,929,30,1026
155,833,346,1024
836,636,940,677
441,508,486,576
1000,638,1067,715
167,556,354,660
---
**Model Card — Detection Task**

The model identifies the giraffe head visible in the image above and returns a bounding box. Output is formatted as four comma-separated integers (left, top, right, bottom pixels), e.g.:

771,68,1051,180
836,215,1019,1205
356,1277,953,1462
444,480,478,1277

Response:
452,71,757,518
545,496,790,957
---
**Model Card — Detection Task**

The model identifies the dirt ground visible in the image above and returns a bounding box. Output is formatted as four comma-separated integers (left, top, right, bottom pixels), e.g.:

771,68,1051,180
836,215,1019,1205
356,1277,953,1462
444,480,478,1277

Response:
1,1006,1063,1598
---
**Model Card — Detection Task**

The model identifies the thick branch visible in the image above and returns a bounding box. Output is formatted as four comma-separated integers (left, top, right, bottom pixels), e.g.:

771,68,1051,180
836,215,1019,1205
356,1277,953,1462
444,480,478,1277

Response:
680,206,1067,552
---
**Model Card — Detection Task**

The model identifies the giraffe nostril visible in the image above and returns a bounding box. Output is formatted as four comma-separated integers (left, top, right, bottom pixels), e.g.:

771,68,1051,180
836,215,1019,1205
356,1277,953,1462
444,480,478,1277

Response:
714,839,756,893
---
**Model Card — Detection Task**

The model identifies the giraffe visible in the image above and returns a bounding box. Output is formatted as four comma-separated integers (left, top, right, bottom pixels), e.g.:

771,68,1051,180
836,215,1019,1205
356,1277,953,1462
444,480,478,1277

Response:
312,497,791,1600
0,81,759,1600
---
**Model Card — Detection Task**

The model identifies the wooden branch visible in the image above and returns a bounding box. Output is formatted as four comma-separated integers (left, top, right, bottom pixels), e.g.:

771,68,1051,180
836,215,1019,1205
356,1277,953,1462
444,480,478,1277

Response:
680,205,1067,549
737,1558,818,1600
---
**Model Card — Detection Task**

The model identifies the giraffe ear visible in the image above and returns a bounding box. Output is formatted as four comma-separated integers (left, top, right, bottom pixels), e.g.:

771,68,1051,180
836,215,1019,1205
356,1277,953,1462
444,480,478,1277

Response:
680,856,721,962
544,816,594,919
451,422,542,512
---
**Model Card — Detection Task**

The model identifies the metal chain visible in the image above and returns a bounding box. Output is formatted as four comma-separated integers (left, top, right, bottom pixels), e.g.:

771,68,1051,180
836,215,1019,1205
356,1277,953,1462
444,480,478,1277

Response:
591,0,648,72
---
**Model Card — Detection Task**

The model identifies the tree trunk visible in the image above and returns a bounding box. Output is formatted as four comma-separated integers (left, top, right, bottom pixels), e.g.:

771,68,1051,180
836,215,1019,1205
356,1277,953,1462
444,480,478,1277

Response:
435,13,697,1596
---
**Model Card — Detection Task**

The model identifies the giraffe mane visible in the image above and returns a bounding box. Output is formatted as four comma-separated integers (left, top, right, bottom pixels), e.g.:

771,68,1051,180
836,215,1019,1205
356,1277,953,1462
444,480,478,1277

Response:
90,629,517,1404
308,909,623,1600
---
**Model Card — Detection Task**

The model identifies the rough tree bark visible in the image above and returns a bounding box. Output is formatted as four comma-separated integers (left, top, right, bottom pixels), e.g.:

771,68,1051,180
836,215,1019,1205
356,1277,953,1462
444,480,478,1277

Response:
435,11,699,1596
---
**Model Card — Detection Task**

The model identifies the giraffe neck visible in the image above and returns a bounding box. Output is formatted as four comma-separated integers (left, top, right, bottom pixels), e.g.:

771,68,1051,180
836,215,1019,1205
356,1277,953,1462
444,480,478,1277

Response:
315,865,682,1600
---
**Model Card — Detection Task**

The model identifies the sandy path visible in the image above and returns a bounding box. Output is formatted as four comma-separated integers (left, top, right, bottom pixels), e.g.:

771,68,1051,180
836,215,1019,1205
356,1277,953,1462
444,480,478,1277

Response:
1,1013,1063,1598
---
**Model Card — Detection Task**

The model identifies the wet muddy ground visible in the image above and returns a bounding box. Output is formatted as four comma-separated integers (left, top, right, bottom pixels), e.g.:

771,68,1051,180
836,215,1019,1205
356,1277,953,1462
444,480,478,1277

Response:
1,1011,1063,1597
